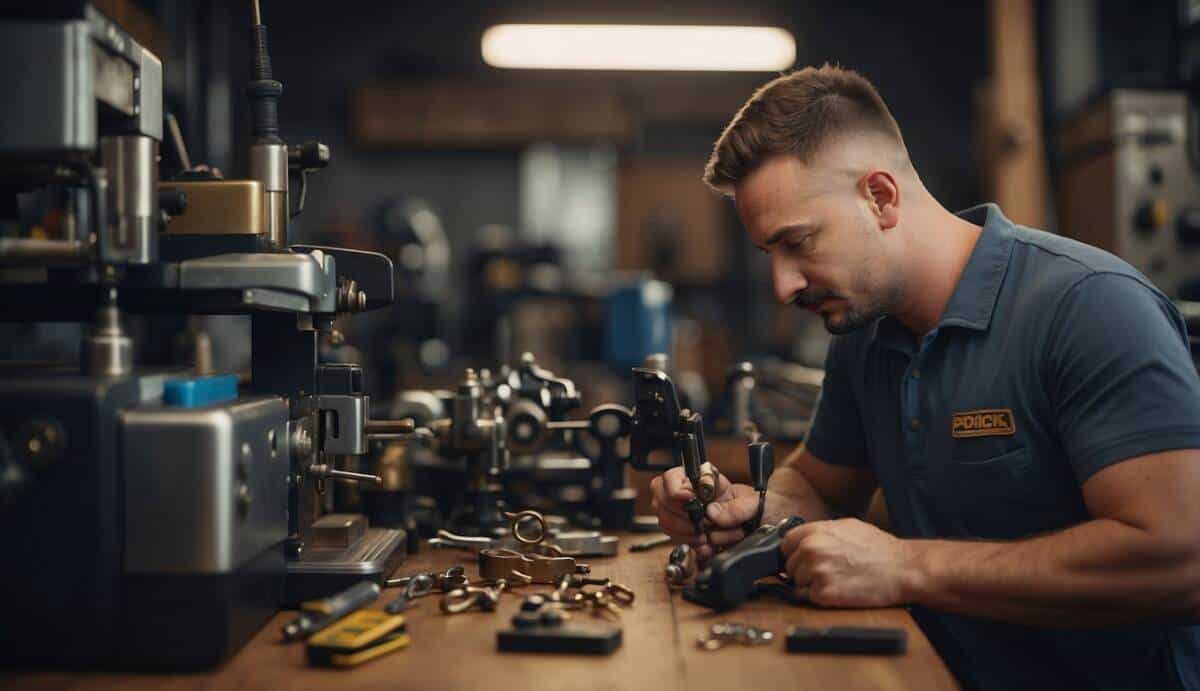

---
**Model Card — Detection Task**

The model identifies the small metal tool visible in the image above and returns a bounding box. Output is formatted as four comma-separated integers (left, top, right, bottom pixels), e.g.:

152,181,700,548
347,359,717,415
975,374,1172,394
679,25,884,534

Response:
384,566,466,614
282,580,381,642
384,573,432,613
697,622,775,651
571,576,635,606
386,565,468,592
574,590,623,621
440,579,508,614
664,543,695,586
629,534,672,552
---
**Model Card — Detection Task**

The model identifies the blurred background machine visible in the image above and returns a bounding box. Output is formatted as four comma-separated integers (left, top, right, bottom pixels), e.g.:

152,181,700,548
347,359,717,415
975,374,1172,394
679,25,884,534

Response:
1058,90,1200,299
0,1,414,669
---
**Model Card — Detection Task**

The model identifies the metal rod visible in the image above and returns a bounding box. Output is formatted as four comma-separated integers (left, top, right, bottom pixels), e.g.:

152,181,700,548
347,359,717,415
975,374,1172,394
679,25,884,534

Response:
546,420,590,430
165,113,192,171
630,534,672,552
364,419,416,435
251,0,262,25
326,468,382,484
0,238,89,266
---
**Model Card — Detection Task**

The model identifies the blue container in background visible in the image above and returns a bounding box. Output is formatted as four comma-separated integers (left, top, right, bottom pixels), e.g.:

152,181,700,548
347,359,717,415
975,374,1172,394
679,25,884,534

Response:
606,276,673,370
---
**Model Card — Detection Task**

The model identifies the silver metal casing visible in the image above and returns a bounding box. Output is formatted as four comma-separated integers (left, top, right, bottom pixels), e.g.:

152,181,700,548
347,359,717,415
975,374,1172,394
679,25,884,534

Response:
0,12,162,156
121,395,289,574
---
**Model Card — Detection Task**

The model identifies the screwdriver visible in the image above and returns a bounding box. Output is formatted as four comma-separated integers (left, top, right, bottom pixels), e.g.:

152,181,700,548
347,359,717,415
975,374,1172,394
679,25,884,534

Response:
282,580,381,642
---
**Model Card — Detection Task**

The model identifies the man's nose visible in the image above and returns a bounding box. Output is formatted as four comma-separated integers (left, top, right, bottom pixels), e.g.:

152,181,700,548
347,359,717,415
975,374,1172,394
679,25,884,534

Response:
771,258,808,305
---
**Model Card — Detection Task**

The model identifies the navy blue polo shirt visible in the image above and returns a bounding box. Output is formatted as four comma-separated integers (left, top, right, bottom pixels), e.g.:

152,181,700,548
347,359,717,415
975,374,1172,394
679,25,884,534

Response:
805,203,1200,690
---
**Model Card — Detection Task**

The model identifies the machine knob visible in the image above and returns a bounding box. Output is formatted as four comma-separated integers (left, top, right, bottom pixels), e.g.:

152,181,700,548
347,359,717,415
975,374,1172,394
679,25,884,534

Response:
288,141,330,171
1177,206,1200,247
158,188,188,217
1134,199,1169,234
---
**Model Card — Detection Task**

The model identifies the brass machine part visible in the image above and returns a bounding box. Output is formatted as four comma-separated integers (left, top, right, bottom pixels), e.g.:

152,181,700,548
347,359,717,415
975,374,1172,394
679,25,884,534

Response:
310,513,368,550
160,180,266,236
364,419,417,435
695,466,718,503
478,548,589,584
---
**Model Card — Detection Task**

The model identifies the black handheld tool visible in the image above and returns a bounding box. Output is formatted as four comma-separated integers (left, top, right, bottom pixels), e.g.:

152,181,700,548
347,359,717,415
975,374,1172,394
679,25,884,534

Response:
683,516,805,611
629,367,716,538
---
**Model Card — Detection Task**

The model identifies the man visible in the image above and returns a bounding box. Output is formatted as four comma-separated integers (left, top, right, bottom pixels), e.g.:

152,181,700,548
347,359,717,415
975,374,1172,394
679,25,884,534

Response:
650,65,1200,690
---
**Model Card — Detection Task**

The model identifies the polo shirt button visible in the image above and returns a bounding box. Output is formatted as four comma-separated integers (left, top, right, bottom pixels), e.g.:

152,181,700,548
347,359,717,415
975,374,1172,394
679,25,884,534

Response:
909,418,921,431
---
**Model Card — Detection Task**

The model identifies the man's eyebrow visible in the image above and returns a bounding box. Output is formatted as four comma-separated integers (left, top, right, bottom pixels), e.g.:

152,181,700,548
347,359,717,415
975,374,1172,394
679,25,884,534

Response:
756,222,819,252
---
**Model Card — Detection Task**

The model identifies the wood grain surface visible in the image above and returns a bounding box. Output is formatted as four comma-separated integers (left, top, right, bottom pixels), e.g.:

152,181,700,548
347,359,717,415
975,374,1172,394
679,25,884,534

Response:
3,535,960,690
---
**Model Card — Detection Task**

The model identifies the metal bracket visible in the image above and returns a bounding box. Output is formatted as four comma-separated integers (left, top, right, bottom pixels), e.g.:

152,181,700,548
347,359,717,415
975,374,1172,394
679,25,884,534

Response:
316,394,368,456
177,249,338,313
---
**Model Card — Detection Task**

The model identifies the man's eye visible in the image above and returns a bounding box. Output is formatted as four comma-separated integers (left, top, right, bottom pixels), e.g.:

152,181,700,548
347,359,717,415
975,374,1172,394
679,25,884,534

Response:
786,235,814,252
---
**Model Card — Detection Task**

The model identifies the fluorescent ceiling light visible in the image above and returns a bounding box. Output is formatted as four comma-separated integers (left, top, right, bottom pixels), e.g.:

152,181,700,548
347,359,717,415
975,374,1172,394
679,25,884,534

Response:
481,24,796,72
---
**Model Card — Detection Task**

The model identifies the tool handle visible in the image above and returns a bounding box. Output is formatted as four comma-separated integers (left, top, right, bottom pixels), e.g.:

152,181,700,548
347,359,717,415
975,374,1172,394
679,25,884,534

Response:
742,441,775,533
304,580,381,617
686,516,805,610
747,441,774,492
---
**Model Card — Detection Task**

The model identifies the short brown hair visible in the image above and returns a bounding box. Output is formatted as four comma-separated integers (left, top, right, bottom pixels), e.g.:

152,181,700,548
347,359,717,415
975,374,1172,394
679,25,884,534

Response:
703,65,907,195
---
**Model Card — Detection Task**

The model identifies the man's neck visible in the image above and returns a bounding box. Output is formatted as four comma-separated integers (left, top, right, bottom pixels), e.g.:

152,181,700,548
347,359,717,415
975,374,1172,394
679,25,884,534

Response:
890,203,983,340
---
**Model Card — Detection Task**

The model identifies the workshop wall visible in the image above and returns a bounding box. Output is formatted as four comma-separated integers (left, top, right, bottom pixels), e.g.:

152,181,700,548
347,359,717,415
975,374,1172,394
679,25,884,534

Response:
227,0,989,364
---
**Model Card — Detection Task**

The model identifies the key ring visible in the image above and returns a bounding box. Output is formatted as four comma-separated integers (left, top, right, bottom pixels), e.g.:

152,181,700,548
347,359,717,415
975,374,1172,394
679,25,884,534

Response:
503,510,547,545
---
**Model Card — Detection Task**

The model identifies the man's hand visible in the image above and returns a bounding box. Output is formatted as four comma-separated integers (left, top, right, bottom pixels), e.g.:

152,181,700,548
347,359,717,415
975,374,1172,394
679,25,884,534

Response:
650,464,777,561
782,518,915,608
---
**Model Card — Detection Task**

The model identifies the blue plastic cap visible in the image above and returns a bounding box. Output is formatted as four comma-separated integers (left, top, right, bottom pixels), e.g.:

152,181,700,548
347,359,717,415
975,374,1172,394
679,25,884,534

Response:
163,375,239,408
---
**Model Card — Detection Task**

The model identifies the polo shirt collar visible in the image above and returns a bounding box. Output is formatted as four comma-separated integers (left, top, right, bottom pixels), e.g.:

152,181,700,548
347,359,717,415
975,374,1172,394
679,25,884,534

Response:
868,203,1016,348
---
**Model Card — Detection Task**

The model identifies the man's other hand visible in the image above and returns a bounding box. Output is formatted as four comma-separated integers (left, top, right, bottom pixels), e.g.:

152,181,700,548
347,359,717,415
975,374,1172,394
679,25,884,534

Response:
781,518,915,608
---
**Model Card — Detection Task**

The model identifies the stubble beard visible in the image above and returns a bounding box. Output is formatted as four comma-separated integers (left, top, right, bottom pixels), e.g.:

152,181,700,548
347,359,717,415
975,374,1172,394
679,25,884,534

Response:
820,232,902,336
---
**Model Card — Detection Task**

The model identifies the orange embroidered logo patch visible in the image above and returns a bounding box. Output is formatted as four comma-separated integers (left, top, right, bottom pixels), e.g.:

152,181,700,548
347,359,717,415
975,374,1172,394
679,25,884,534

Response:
951,409,1016,438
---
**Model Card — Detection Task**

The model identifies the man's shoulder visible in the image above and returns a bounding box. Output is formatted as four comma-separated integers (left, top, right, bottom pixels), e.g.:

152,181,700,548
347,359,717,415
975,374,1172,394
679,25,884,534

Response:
1007,225,1162,297
1003,225,1185,349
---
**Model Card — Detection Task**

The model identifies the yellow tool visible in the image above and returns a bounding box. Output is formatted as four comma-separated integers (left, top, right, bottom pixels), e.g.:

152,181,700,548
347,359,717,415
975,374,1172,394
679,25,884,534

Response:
306,610,409,668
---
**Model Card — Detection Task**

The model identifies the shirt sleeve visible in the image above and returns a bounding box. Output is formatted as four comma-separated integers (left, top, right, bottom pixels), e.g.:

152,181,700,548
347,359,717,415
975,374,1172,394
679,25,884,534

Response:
804,334,871,468
1045,272,1200,483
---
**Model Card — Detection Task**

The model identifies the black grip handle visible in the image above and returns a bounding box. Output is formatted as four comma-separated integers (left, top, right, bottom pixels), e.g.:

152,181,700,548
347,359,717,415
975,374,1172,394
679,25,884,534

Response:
747,441,774,491
683,516,805,611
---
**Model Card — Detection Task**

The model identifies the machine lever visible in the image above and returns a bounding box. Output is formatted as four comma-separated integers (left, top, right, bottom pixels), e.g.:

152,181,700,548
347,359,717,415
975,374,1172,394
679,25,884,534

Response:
308,463,382,493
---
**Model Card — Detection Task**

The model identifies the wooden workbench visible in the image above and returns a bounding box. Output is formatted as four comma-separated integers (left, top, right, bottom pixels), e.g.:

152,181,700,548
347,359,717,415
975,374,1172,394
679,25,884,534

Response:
3,534,959,691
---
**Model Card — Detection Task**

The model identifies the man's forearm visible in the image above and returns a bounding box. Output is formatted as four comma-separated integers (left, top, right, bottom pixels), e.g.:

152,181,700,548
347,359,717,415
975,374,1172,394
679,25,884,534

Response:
902,518,1200,627
764,444,843,522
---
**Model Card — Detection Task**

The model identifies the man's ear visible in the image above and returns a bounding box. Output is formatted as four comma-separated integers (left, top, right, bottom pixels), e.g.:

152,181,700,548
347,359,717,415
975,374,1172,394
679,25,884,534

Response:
858,170,900,230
